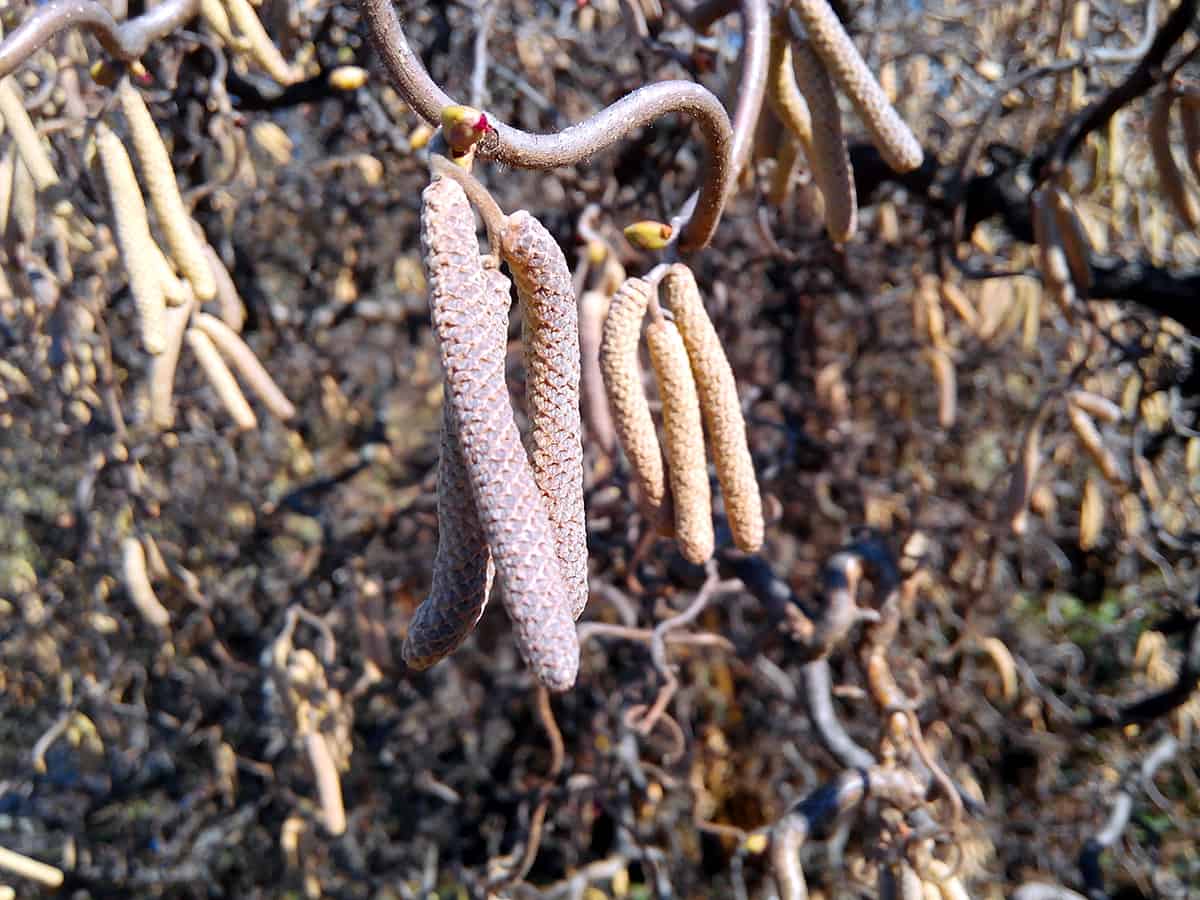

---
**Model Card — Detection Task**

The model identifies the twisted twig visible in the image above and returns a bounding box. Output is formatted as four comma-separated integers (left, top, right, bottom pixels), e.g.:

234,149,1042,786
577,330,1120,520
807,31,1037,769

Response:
0,0,202,79
360,0,733,251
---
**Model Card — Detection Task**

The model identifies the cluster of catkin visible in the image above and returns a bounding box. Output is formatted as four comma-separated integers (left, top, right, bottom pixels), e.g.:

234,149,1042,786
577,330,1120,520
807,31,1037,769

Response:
600,265,764,564
94,79,293,431
404,175,586,691
766,0,924,242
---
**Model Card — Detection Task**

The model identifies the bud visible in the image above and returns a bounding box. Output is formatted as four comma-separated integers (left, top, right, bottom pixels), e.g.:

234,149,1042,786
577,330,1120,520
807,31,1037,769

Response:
623,220,673,250
440,105,492,157
327,65,368,91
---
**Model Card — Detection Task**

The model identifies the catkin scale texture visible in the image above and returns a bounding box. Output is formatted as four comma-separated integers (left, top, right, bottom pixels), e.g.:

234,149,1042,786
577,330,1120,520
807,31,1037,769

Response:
421,178,578,691
766,17,815,166
646,319,714,565
600,278,669,525
790,40,857,243
96,124,166,355
118,81,217,301
792,0,924,173
403,396,496,669
503,211,589,620
663,265,763,552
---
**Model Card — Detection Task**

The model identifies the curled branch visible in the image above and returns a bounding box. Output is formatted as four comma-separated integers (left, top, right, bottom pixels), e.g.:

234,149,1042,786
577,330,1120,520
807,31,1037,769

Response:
360,0,733,251
0,0,201,79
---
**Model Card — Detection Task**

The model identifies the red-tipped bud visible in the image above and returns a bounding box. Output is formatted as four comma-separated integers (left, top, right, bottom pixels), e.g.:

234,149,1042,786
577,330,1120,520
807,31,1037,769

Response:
623,220,674,250
441,105,492,157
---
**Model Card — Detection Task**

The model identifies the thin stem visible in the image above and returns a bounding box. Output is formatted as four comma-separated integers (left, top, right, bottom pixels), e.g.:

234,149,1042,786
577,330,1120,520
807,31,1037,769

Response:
360,0,733,251
0,0,201,79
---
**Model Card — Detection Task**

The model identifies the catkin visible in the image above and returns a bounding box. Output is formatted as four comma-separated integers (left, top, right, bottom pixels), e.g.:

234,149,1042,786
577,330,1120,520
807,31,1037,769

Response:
422,177,578,691
1003,412,1045,535
580,289,617,454
302,731,347,836
1050,187,1093,294
663,264,763,553
1068,406,1123,484
403,398,496,669
767,16,815,165
1149,93,1200,229
791,0,924,173
203,242,248,332
200,0,246,48
0,78,59,191
149,300,194,428
193,312,296,420
95,123,167,354
185,326,258,430
121,536,170,629
1031,188,1075,312
1078,475,1103,550
222,0,302,85
646,318,714,565
118,80,217,301
1068,389,1122,424
600,278,669,525
924,347,956,428
790,39,857,242
503,211,589,620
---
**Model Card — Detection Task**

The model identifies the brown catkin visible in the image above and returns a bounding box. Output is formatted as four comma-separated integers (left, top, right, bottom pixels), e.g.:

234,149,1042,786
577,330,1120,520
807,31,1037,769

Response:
503,211,589,620
193,312,296,420
403,397,496,669
1050,187,1093,294
185,326,258,430
790,39,857,242
646,318,714,565
1149,93,1200,229
1069,406,1123,484
421,177,578,691
791,0,923,173
117,80,217,301
579,289,616,454
95,123,166,354
600,278,669,525
663,265,763,552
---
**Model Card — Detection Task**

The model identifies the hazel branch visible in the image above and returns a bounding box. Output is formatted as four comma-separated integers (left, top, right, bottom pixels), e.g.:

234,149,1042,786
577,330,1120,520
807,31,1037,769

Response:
359,0,733,251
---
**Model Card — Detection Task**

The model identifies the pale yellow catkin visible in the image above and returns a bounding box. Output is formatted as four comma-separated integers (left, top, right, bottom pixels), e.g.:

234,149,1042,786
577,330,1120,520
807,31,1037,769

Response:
95,123,167,354
938,279,978,329
120,536,171,629
0,78,59,191
0,847,64,890
149,240,192,306
118,80,216,301
1079,475,1103,550
202,242,248,332
924,347,956,428
792,0,924,173
149,300,195,428
193,311,296,420
767,15,816,165
1068,389,1122,424
600,278,669,525
579,289,616,454
1149,93,1200,229
767,132,801,206
1068,406,1123,484
790,39,857,242
222,0,302,85
302,731,347,836
199,0,245,48
185,326,258,430
663,265,763,553
646,318,714,565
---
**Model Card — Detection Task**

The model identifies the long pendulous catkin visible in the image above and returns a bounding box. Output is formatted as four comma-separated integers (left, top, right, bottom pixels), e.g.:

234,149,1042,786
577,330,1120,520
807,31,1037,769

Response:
185,326,258,430
790,39,857,243
95,123,166,354
600,277,669,526
149,299,194,428
767,14,815,165
421,177,578,691
403,395,496,669
791,0,923,173
0,78,59,192
663,265,763,553
1149,93,1200,229
580,289,616,454
202,242,248,332
117,80,217,301
503,211,589,620
1049,187,1093,295
646,318,714,565
193,312,296,420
